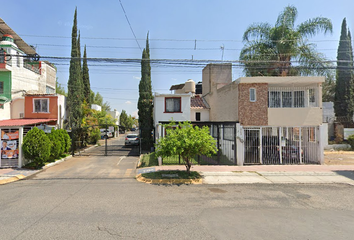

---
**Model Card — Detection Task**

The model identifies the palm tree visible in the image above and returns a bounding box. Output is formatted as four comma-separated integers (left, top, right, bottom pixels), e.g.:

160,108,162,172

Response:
239,5,333,77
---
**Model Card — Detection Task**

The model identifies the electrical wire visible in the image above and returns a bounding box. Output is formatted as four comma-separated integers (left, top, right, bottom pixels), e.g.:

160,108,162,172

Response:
118,0,141,51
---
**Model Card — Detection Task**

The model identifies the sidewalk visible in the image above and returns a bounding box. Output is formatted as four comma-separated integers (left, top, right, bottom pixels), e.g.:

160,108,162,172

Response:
138,165,354,185
2,159,354,185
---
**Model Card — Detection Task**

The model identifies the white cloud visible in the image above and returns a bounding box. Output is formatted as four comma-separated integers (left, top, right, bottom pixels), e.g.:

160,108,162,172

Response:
133,76,141,80
171,78,177,81
131,110,139,118
125,101,132,104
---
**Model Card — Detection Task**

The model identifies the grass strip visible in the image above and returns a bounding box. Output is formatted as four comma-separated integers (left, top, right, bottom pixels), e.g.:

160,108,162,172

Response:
141,170,201,180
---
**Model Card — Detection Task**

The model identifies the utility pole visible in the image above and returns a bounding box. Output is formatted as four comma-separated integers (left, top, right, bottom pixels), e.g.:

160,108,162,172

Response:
105,119,108,156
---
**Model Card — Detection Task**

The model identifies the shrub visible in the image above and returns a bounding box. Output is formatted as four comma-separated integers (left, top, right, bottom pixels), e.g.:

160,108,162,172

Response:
348,134,354,150
22,127,52,168
88,127,101,144
57,129,71,153
48,129,63,159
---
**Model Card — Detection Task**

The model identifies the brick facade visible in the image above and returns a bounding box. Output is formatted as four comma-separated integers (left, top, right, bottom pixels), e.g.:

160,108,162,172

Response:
238,83,268,126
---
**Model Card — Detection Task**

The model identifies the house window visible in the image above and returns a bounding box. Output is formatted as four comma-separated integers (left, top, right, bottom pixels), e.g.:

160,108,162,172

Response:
165,97,181,113
16,52,20,67
269,91,281,108
282,91,292,107
34,99,49,113
249,88,256,102
0,81,4,94
269,89,306,108
196,112,201,121
294,91,304,108
309,89,316,107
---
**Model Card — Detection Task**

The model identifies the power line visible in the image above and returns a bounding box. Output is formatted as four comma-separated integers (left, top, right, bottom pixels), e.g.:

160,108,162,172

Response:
17,33,353,44
118,0,141,51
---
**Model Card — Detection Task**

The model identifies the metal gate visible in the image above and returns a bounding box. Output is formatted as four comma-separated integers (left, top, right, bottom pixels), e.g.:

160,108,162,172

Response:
244,126,319,165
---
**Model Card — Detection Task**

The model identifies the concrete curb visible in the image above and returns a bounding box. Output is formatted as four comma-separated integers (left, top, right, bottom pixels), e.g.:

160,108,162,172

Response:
0,174,26,185
136,173,203,185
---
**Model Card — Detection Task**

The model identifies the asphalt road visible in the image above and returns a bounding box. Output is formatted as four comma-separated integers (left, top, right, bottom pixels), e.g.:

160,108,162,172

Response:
0,136,354,239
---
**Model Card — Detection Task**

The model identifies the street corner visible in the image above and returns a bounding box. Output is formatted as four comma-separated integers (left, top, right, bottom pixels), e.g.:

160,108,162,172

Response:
0,174,26,185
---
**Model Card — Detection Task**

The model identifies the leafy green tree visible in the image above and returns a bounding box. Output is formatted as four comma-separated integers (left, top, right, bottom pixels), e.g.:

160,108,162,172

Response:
22,127,52,168
334,18,354,119
48,129,63,159
155,121,217,174
92,92,111,111
56,79,67,96
67,7,83,131
120,110,131,130
82,45,91,104
239,5,333,77
138,33,153,150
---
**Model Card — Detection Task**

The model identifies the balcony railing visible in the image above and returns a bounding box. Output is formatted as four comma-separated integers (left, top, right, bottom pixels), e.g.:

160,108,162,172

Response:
23,62,40,74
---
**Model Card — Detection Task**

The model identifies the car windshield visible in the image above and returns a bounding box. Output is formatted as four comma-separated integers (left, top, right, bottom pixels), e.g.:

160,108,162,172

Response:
127,135,138,138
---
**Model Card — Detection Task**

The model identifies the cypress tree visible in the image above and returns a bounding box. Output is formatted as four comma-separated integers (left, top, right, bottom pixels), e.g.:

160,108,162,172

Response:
82,45,91,104
334,18,354,120
67,7,83,130
138,33,153,151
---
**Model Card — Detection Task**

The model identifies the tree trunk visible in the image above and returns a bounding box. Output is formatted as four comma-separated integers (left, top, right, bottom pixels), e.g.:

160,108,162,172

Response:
184,157,191,175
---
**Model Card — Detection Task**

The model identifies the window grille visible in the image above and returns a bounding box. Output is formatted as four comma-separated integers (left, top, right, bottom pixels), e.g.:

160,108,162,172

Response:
268,87,316,108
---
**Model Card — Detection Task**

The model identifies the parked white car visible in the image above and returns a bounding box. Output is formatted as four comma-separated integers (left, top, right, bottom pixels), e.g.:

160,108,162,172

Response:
100,129,113,139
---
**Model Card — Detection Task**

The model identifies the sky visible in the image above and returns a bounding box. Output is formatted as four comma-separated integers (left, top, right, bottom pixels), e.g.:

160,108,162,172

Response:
2,0,354,118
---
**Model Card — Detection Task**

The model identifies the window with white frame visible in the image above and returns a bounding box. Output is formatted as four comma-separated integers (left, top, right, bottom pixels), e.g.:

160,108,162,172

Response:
269,91,281,108
268,88,312,108
34,99,49,113
196,112,201,121
309,88,316,107
165,97,181,113
294,91,305,108
16,52,20,67
249,88,256,102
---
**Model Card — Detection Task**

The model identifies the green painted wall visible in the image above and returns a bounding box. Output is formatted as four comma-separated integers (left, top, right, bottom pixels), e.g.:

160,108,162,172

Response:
0,71,12,100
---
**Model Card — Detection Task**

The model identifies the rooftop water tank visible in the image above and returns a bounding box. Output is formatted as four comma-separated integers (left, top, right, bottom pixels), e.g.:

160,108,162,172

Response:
185,79,195,93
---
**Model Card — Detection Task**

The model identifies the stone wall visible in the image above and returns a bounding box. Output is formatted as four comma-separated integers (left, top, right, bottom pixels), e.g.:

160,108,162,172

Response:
238,83,268,126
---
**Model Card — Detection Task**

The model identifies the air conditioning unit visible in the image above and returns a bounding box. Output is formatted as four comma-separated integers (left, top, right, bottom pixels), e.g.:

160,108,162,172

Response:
19,113,24,119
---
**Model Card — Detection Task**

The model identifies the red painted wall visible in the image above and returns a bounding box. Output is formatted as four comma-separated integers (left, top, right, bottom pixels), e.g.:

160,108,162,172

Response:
24,95,58,119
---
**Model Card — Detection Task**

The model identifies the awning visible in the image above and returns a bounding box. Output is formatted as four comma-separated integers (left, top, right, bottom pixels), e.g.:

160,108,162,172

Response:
0,118,57,127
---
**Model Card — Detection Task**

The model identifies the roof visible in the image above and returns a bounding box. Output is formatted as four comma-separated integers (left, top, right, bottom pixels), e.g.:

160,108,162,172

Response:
170,84,185,91
236,76,325,85
191,96,209,109
25,93,57,97
0,18,37,55
0,119,57,127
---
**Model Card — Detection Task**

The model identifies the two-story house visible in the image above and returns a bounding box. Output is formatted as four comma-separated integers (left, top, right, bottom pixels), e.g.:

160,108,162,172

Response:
153,79,210,140
0,18,61,168
0,93,65,168
154,63,325,166
202,63,325,165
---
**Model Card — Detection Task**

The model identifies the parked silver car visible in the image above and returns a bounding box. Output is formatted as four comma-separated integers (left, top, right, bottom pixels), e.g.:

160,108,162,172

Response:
125,134,139,146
